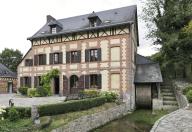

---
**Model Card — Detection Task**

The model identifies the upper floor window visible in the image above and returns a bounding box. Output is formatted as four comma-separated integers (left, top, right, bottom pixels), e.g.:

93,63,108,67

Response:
66,51,81,63
25,59,33,66
51,26,57,34
85,48,101,62
34,54,46,66
90,20,97,27
49,52,63,64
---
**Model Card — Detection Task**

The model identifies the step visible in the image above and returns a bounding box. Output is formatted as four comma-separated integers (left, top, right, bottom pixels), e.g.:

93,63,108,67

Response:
163,100,178,105
161,89,173,93
162,92,174,96
163,105,178,111
163,96,176,101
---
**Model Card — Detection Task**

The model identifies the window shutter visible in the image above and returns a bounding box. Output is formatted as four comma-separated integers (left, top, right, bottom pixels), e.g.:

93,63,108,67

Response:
85,49,90,62
97,74,102,89
43,54,46,65
20,77,23,87
59,52,63,64
49,53,53,64
28,77,32,88
34,76,37,88
34,55,38,66
30,59,33,66
98,48,101,61
77,51,81,63
78,75,85,89
66,51,70,63
63,75,69,95
85,75,90,89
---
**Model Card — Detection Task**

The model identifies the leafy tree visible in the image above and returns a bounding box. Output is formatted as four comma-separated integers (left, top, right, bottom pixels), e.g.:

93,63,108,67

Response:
142,0,192,78
0,48,23,72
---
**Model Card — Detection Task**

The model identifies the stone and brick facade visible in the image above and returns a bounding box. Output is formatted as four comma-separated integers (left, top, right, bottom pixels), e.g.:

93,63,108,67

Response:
17,5,138,109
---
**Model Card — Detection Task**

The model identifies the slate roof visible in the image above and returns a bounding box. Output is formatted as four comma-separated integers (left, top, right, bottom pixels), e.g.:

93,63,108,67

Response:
28,5,137,40
0,63,17,78
135,54,163,83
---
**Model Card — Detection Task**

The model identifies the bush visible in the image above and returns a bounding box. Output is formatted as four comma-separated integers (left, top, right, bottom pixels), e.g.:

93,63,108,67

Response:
8,107,20,121
79,89,100,99
27,88,37,97
36,87,49,97
186,90,192,103
183,85,192,95
38,96,106,116
101,92,118,102
18,87,28,95
5,107,31,119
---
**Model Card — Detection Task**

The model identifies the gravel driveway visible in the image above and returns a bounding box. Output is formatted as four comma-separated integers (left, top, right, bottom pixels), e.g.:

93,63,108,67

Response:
0,94,66,107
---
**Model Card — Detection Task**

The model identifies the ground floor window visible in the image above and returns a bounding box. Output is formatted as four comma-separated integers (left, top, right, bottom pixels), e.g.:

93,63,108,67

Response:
20,77,31,88
70,75,79,88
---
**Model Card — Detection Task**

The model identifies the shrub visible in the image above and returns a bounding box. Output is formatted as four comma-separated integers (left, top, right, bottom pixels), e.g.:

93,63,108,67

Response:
5,107,31,119
101,92,118,102
18,87,28,95
36,87,49,97
8,107,20,121
186,90,192,103
27,88,37,97
0,106,6,120
38,96,106,116
183,85,192,95
79,89,100,99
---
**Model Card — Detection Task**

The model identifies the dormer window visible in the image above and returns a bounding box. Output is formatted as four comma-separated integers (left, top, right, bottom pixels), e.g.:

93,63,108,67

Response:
51,26,57,34
88,11,102,28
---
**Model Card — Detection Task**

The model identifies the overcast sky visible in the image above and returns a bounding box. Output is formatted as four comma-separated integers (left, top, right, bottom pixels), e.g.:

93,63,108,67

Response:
0,0,159,56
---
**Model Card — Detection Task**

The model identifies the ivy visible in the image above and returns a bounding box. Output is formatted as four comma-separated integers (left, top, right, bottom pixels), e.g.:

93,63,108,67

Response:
41,69,60,96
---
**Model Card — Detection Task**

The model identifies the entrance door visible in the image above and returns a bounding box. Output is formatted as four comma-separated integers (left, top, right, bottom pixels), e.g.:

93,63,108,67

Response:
8,82,13,94
54,77,60,94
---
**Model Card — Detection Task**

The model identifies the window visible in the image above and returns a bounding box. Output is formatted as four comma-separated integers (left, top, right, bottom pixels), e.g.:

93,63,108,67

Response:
111,74,120,90
90,20,97,27
111,47,120,61
70,75,79,88
90,74,98,88
51,27,57,34
71,51,78,63
53,53,59,64
34,54,46,66
90,49,98,61
85,49,101,62
34,76,42,88
39,54,45,65
66,51,81,63
20,77,31,87
25,59,33,66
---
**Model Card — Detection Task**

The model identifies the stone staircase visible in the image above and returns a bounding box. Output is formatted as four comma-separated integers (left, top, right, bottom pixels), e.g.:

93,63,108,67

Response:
161,84,178,111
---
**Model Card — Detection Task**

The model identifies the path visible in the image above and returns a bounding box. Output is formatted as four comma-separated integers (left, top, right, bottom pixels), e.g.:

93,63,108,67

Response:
151,109,192,132
0,94,66,107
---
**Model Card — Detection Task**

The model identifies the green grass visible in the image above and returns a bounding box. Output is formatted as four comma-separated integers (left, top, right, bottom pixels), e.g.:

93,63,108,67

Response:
93,109,168,132
0,119,34,132
37,103,118,132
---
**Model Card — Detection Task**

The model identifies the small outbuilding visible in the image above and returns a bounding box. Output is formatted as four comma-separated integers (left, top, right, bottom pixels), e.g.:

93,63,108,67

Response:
135,54,163,108
0,63,17,93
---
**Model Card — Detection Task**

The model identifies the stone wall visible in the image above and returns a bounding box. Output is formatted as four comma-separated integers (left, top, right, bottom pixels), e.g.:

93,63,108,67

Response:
172,80,190,108
51,103,131,132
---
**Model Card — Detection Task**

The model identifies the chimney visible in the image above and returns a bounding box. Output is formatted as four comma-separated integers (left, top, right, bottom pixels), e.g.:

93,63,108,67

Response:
46,15,56,23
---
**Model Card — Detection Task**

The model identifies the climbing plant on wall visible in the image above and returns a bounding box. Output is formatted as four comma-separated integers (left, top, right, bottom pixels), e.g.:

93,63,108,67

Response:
41,69,60,96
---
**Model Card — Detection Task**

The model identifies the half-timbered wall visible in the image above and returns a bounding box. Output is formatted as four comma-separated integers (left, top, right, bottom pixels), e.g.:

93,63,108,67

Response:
17,25,136,107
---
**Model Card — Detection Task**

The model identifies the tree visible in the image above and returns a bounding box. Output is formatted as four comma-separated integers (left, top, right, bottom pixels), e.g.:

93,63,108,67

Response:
0,48,23,72
142,0,192,78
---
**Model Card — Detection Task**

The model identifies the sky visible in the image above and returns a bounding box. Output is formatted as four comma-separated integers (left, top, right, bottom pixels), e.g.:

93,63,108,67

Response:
0,0,159,56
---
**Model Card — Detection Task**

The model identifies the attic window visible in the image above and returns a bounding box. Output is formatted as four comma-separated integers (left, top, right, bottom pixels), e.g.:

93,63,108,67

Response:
90,20,97,27
51,26,57,34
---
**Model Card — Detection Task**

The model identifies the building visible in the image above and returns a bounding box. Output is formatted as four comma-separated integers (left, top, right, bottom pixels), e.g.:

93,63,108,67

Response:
0,63,17,93
17,5,162,109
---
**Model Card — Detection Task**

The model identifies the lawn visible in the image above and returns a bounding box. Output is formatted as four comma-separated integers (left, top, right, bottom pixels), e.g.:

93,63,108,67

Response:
93,109,168,132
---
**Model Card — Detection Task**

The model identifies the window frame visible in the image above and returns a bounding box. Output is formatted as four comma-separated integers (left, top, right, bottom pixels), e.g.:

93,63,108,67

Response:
70,51,79,63
53,53,59,64
90,49,98,62
25,59,33,66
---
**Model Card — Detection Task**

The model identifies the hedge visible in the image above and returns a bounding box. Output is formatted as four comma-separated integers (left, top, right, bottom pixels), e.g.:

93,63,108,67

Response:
38,96,106,116
4,107,31,119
